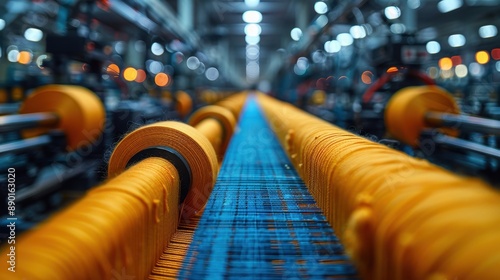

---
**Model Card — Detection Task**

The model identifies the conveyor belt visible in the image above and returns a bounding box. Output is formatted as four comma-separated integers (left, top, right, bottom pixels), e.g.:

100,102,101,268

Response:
177,96,357,278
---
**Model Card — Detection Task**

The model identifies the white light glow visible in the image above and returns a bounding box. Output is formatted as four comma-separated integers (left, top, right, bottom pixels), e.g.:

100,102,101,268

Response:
384,6,401,20
290,27,302,41
455,64,468,78
316,15,328,28
245,0,260,7
151,42,164,56
469,62,484,77
246,45,260,60
479,25,498,38
114,41,126,54
7,50,19,63
324,40,341,53
246,61,259,80
408,0,421,9
205,67,219,81
0,19,5,31
437,0,463,13
314,1,328,14
24,28,43,42
186,56,201,70
390,23,406,34
448,34,466,47
245,35,260,45
243,10,262,23
147,60,164,74
426,41,441,54
350,25,366,39
336,33,353,46
245,23,262,36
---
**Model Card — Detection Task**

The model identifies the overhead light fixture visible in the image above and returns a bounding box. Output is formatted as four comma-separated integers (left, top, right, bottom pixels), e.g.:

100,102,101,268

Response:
426,41,441,54
390,23,406,34
151,42,164,56
245,23,262,36
243,10,262,23
324,40,341,53
408,0,421,9
384,6,401,20
448,34,466,47
245,0,259,8
245,35,260,45
206,67,219,81
314,1,328,14
336,33,353,47
186,56,201,70
290,27,302,41
350,25,366,39
24,28,43,42
246,45,260,60
437,0,463,13
479,25,498,38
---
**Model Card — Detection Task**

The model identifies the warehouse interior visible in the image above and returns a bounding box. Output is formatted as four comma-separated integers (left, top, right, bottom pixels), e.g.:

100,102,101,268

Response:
0,0,500,279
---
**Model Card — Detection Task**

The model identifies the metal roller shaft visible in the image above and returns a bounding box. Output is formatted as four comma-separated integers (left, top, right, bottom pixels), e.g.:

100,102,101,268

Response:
425,111,500,135
0,112,59,133
0,135,52,156
431,132,500,159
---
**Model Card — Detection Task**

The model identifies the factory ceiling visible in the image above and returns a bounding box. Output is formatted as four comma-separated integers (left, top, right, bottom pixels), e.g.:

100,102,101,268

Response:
1,0,500,88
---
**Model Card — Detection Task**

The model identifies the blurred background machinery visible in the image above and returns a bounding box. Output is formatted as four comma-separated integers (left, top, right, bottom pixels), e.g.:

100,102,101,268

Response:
0,0,499,279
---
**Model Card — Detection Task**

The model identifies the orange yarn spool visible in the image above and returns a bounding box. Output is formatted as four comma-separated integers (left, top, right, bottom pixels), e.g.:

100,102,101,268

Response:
0,92,248,280
0,157,179,280
19,85,105,151
215,92,249,120
257,93,500,280
175,91,193,119
188,105,236,160
108,121,218,219
384,85,460,146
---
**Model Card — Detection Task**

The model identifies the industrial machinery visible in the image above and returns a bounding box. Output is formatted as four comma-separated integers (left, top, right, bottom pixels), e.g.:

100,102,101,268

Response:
1,0,500,279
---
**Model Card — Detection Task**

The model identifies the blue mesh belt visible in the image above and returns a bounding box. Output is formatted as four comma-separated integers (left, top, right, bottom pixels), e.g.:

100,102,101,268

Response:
178,96,357,279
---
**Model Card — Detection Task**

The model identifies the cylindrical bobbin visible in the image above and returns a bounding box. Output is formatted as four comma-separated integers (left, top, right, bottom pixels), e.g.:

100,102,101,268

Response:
108,121,218,219
175,91,193,119
384,85,460,146
19,85,106,151
188,105,236,157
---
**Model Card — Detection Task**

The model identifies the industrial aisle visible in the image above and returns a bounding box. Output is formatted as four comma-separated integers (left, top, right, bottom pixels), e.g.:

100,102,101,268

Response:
178,96,357,278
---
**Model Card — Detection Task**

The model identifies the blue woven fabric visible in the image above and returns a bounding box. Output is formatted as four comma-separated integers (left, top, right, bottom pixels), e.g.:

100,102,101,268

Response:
179,96,357,279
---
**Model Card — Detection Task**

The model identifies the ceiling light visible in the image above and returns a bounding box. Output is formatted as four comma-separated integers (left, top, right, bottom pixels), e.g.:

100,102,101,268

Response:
455,64,468,78
245,0,259,8
426,41,441,54
384,6,401,20
448,34,466,47
390,23,406,34
290,27,302,41
24,28,43,42
314,1,328,14
151,42,164,56
437,0,463,13
324,40,341,53
350,25,366,39
336,33,353,46
315,15,328,28
243,11,262,23
245,35,260,45
479,25,497,38
205,67,219,81
408,0,421,9
245,23,262,36
186,56,200,70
